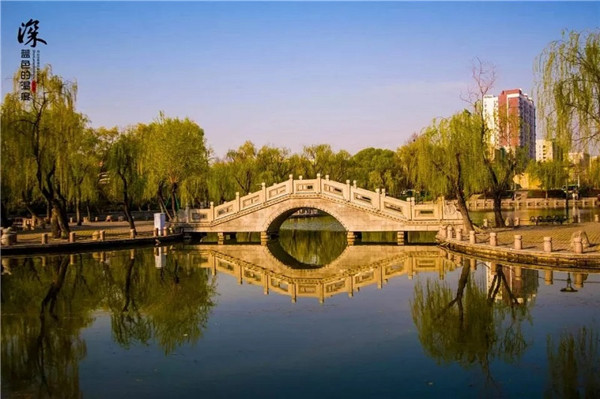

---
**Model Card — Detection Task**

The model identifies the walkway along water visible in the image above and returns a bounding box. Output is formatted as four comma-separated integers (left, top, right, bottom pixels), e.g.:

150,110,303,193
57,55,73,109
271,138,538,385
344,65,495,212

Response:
437,222,600,268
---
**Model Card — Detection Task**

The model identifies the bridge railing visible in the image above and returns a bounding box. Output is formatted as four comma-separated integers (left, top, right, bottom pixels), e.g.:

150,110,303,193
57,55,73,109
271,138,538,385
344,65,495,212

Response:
178,174,460,224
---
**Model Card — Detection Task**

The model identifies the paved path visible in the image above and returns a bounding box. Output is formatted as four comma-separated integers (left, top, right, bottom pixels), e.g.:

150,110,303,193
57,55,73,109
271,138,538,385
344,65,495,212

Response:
4,220,158,246
473,222,600,254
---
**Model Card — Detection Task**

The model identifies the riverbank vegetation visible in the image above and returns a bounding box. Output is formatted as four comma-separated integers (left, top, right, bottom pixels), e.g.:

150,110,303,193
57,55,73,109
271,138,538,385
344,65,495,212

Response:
2,30,599,235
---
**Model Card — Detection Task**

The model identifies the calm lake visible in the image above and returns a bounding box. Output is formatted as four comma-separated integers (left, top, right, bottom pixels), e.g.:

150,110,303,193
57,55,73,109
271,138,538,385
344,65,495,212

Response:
2,216,599,398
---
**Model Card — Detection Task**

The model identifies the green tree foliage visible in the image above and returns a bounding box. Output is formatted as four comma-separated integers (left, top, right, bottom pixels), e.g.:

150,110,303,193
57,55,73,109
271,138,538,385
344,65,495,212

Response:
350,148,405,196
256,145,292,185
545,326,600,398
395,136,419,194
225,141,260,195
105,127,147,232
301,144,352,181
585,158,600,189
207,160,237,204
65,128,103,225
1,66,87,237
527,159,569,197
142,113,209,218
413,111,485,231
536,30,600,147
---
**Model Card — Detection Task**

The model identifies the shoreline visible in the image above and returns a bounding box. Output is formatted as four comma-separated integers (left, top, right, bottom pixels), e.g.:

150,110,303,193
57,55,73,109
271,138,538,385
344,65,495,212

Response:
436,222,600,268
0,233,184,256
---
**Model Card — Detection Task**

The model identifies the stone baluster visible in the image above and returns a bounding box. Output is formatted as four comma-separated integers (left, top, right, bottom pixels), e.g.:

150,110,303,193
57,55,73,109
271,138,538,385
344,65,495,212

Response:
514,235,522,250
346,180,351,201
543,237,552,253
316,173,322,193
489,232,497,246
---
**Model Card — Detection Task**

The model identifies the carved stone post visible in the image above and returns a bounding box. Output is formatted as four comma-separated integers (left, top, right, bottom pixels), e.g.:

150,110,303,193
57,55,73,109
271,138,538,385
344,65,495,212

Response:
346,180,351,201
438,226,447,239
489,232,497,246
514,235,522,250
543,237,552,252
573,237,583,254
316,173,322,193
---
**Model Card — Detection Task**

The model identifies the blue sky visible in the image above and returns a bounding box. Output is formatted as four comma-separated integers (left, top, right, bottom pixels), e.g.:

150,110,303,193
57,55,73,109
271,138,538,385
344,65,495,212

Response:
2,1,599,157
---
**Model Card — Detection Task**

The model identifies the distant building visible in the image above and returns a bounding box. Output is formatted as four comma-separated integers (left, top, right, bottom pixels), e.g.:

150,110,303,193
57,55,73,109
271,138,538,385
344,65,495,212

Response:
568,151,590,167
483,89,536,159
536,139,561,162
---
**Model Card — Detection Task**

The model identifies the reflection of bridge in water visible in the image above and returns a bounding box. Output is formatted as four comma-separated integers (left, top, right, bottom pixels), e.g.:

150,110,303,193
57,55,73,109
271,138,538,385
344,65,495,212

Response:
175,245,456,303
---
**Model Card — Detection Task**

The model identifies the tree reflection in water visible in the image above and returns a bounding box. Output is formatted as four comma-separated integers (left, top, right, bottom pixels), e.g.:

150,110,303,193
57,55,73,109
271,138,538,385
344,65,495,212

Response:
411,259,535,393
1,255,104,398
545,326,600,398
102,248,217,354
1,248,216,397
278,214,347,266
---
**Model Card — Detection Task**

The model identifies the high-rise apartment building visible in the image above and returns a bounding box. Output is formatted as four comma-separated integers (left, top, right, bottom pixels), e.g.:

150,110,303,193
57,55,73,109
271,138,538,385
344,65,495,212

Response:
536,139,561,162
483,89,536,158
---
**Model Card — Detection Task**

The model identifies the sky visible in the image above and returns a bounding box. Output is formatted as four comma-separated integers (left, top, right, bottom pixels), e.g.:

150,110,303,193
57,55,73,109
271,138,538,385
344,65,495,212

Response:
1,1,599,158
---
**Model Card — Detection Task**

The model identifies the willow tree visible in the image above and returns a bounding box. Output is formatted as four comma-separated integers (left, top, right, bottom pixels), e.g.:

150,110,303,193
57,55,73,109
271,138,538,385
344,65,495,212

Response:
256,145,292,185
105,127,146,233
527,159,569,198
467,59,529,227
301,144,352,181
0,99,41,226
225,141,259,194
414,111,484,231
351,148,403,196
143,114,209,219
1,66,86,237
65,127,102,225
207,160,236,204
536,30,600,148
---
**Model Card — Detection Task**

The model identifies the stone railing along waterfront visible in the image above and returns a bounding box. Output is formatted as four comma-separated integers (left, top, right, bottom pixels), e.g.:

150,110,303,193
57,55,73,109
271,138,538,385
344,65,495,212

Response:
468,197,599,211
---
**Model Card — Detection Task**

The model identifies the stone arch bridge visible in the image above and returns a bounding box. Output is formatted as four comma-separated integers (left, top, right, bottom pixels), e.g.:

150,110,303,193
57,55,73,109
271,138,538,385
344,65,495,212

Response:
175,174,463,244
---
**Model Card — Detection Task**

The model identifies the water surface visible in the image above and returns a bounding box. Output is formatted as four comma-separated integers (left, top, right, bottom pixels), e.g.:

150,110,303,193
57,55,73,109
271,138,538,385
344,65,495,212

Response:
1,227,599,398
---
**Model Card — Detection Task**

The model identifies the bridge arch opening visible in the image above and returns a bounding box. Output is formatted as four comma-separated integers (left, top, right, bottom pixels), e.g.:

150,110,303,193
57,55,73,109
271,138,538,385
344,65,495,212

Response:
268,207,347,267
266,207,347,234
